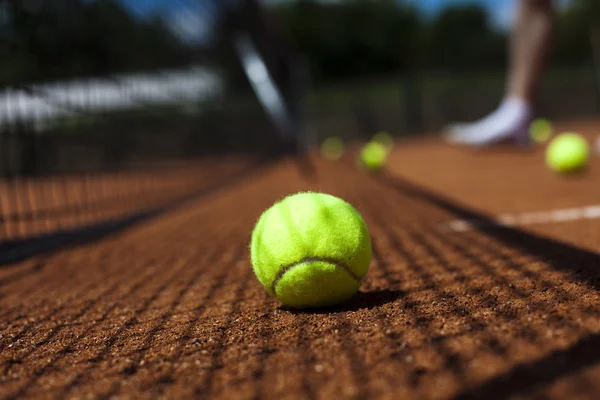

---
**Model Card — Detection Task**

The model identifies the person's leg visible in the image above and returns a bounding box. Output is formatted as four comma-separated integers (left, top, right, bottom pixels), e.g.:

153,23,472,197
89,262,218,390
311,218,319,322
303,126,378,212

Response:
444,0,555,147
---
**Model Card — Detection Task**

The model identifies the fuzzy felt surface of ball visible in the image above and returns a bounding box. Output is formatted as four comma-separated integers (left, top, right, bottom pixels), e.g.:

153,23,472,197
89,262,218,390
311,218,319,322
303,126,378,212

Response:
250,192,372,309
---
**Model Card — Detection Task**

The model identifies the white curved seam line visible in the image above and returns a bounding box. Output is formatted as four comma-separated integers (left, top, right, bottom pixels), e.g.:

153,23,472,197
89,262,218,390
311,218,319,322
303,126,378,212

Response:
271,257,361,295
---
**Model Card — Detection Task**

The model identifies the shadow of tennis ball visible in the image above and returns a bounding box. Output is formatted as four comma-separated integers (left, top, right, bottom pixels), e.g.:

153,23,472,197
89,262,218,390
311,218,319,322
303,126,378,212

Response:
320,137,345,161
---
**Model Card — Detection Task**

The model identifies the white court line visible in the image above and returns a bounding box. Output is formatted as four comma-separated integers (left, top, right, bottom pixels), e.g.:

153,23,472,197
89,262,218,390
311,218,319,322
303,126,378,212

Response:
441,205,600,233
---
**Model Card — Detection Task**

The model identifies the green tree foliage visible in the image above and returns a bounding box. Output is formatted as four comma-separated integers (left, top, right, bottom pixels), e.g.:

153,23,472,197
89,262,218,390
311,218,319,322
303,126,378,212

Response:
2,0,599,87
0,0,191,86
273,0,422,81
271,0,600,81
425,4,506,70
551,0,600,65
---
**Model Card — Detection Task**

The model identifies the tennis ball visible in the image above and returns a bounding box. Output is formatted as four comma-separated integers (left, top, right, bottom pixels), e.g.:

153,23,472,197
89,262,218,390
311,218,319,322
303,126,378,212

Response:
250,192,372,309
359,141,387,172
545,132,589,173
529,118,553,143
372,131,394,153
321,137,345,161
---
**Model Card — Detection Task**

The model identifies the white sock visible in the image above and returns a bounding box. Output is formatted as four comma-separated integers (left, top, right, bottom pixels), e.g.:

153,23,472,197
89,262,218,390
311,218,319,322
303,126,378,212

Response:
443,97,533,146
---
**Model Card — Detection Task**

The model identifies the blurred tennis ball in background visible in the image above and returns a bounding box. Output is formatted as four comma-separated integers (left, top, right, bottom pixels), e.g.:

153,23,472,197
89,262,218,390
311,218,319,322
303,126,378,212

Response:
372,131,394,153
529,118,553,144
545,132,589,173
359,141,388,172
320,137,345,161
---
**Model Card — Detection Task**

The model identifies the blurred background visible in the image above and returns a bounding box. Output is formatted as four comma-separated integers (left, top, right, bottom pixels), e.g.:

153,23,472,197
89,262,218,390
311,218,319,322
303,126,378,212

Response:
0,0,600,245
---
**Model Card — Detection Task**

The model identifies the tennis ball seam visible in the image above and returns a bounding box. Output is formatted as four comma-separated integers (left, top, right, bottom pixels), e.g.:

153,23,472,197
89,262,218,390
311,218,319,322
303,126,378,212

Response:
271,256,362,295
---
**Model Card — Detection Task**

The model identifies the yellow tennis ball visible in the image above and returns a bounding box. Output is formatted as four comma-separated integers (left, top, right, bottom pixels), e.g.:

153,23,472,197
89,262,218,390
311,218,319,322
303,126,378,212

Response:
359,141,387,172
372,131,394,152
529,118,553,143
545,132,589,173
250,192,372,309
320,137,345,161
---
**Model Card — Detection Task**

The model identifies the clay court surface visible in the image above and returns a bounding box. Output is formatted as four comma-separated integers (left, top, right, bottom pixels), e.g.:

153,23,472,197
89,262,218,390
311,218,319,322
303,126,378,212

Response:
1,119,600,399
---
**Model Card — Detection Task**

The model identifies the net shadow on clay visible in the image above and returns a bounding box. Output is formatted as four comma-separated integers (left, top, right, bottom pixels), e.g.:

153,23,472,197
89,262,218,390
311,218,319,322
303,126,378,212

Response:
0,261,45,291
0,158,271,267
192,266,255,398
99,245,245,399
1,279,123,374
374,173,600,398
354,182,510,385
0,164,246,230
6,257,193,399
378,173,600,292
423,220,600,399
317,164,596,396
294,313,321,399
371,213,499,386
442,230,598,319
452,333,600,400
